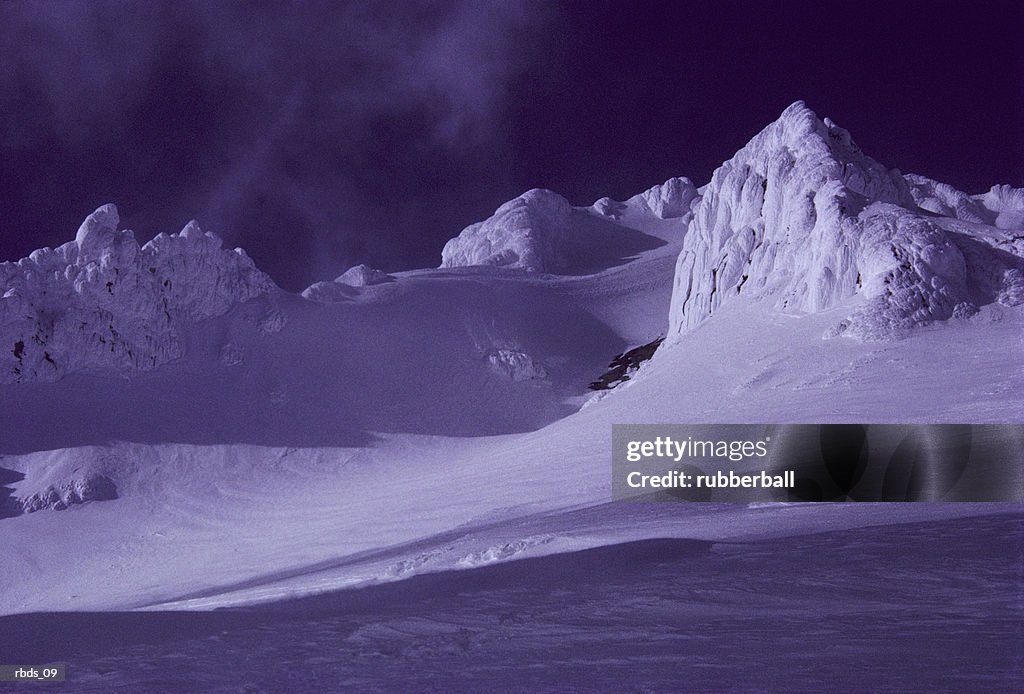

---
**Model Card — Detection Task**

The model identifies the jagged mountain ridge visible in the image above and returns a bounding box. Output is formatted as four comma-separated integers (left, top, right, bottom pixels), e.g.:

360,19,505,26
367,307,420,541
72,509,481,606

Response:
438,104,1021,343
0,204,273,383
2,102,1022,384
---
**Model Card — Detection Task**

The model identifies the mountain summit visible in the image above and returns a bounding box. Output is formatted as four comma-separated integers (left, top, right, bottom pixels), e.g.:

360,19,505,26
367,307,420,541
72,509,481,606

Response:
668,101,1024,341
0,205,273,383
2,102,1022,385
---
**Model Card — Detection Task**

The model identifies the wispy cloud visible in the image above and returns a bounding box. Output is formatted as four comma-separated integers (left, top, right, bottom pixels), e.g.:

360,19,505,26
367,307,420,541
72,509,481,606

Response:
0,0,554,288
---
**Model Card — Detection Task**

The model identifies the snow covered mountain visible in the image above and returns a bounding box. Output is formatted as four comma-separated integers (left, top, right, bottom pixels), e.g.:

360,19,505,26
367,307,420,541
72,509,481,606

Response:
668,101,1024,341
3,101,1018,388
440,187,668,274
0,204,273,383
631,176,700,220
0,101,1022,620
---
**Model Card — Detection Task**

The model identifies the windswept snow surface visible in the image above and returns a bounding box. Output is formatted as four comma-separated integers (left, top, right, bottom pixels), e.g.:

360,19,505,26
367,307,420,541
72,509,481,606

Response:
4,514,1020,692
0,101,1022,690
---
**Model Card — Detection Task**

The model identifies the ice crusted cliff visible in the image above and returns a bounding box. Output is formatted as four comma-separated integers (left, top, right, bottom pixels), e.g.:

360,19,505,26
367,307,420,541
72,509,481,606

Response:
0,204,273,383
668,101,1024,341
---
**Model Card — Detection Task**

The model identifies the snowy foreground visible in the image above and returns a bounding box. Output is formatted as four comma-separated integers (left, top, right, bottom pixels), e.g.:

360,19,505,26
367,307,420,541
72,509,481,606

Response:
3,514,1021,692
1,103,1022,690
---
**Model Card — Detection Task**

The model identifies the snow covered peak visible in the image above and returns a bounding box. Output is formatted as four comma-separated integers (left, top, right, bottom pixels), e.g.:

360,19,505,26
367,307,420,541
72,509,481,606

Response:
0,205,275,383
770,99,818,137
439,188,574,272
633,177,699,219
498,187,571,218
439,187,670,275
717,100,913,207
668,102,1024,341
74,203,121,262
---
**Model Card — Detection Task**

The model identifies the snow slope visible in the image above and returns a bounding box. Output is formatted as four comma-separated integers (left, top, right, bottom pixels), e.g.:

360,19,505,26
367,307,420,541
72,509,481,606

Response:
1,296,1019,612
5,515,1019,693
0,101,1022,619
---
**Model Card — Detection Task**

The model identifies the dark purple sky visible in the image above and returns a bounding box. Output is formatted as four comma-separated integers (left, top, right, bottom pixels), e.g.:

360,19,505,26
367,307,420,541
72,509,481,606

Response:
2,0,1021,290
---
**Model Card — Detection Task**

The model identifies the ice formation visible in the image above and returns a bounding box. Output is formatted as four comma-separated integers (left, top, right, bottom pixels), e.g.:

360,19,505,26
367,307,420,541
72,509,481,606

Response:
977,184,1024,230
905,175,1024,230
904,174,993,224
440,188,575,272
0,204,273,382
591,196,627,219
667,101,1024,341
631,176,700,219
3,103,1021,391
